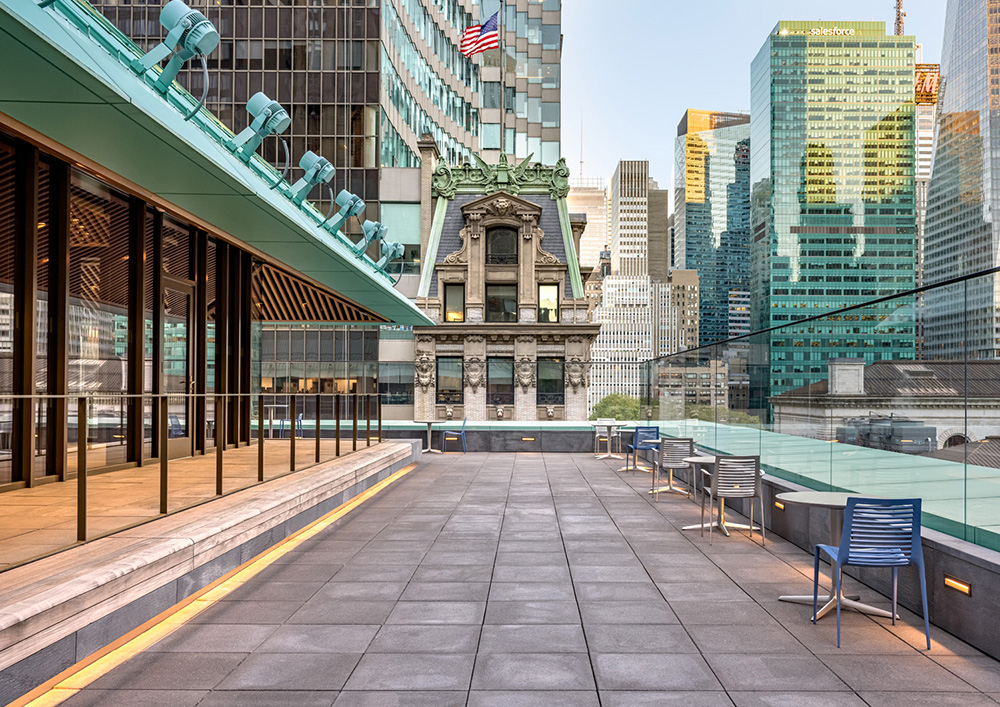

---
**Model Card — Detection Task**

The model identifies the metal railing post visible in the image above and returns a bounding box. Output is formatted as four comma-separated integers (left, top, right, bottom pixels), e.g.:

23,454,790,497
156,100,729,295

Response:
290,394,296,472
159,396,168,515
378,395,382,443
335,393,341,457
215,394,224,496
352,394,358,452
258,393,264,482
315,393,321,463
77,397,87,543
366,394,371,447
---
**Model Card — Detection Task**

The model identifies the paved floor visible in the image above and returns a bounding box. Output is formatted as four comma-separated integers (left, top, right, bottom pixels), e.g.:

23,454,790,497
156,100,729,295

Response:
59,452,1000,707
0,439,379,569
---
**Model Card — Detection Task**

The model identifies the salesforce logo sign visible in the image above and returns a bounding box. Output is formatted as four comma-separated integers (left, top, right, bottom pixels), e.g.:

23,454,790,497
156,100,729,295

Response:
809,27,856,36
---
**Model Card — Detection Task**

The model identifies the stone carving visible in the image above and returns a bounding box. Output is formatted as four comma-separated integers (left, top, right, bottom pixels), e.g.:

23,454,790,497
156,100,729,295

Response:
534,228,561,265
516,356,536,392
431,153,572,200
415,354,435,392
565,358,590,391
486,198,515,217
464,356,485,392
467,335,485,344
567,335,585,345
516,335,534,345
443,228,470,264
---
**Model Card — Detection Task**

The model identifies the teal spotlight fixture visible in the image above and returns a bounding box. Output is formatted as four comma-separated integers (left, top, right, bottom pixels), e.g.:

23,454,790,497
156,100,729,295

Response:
227,92,291,163
352,219,386,257
322,189,366,232
129,0,219,119
289,151,335,204
376,240,404,272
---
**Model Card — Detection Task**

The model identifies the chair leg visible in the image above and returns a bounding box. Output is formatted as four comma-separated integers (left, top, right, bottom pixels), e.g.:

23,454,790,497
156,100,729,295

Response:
812,547,821,624
835,566,843,648
701,489,707,537
709,494,715,545
749,501,754,543
892,567,898,626
442,435,447,453
918,561,931,650
759,497,766,547
462,434,467,453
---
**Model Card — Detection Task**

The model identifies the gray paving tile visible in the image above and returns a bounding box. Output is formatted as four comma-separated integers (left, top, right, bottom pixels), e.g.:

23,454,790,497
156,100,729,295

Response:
286,600,396,625
471,653,596,690
223,581,325,602
706,654,849,692
584,624,698,653
215,652,360,690
570,565,651,582
410,565,495,583
491,566,571,583
367,625,482,653
189,600,303,624
687,625,806,655
669,600,781,626
484,600,581,624
147,624,277,653
575,581,663,601
328,565,416,583
256,624,380,653
254,563,343,583
728,693,868,707
495,551,569,567
578,600,678,624
333,692,467,707
593,653,721,691
62,690,207,707
479,624,587,653
858,693,1000,707
196,691,339,707
657,580,751,601
385,600,486,624
933,656,1000,692
343,653,475,691
316,581,408,601
819,654,980,692
600,692,735,707
87,653,246,690
467,691,600,707
488,581,575,601
401,581,491,601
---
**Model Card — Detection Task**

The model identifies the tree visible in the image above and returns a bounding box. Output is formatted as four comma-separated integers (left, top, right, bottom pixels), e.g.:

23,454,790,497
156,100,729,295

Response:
589,394,640,421
684,403,762,426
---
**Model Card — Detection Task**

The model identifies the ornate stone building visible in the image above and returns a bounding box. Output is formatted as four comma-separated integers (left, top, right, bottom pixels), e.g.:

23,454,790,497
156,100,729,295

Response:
411,142,599,422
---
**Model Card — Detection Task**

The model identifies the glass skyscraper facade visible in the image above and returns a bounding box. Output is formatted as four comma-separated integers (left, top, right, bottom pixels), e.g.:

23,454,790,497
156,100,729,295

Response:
924,1,1000,360
93,0,562,230
674,109,751,346
750,21,917,402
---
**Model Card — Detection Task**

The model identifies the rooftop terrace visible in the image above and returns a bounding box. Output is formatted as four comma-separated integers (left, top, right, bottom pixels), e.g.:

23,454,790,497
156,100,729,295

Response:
30,452,1000,707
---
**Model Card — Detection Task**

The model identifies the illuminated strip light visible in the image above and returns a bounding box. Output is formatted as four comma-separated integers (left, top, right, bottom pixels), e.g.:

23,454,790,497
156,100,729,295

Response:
14,462,420,707
943,574,972,596
774,501,785,511
521,437,536,442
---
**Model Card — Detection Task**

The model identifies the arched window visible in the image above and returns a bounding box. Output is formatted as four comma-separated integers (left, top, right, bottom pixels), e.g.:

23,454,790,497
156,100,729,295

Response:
486,227,518,265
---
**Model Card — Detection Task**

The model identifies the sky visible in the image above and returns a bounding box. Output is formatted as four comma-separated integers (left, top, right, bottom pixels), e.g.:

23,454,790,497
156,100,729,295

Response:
560,0,948,189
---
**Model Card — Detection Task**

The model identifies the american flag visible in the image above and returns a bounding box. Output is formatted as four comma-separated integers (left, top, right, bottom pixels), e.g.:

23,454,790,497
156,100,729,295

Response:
461,11,500,57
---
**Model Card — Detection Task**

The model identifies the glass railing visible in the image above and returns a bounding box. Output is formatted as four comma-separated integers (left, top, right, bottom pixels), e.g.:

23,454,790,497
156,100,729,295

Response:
639,267,1000,552
0,392,384,572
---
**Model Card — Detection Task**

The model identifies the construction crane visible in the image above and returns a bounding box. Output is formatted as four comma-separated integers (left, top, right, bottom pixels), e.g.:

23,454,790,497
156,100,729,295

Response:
895,0,905,35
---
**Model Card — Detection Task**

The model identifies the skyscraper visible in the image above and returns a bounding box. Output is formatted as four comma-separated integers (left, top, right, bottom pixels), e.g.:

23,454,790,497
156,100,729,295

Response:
673,109,751,346
925,1,999,360
750,21,917,404
93,0,562,233
567,177,609,269
589,161,698,411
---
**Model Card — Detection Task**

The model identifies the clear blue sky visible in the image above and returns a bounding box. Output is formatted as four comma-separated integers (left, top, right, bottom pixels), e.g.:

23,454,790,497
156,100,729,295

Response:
560,0,947,188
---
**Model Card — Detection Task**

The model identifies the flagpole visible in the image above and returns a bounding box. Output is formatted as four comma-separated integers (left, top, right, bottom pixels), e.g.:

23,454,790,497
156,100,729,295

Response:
499,0,505,157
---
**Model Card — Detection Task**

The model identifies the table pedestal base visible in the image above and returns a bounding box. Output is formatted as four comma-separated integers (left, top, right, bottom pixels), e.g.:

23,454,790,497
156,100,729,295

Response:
681,520,760,538
649,484,689,497
422,448,442,454
618,463,654,473
779,592,896,621
596,453,623,460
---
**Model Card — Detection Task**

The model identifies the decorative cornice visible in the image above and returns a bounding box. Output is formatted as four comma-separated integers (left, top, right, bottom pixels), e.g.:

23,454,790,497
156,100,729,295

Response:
432,153,571,199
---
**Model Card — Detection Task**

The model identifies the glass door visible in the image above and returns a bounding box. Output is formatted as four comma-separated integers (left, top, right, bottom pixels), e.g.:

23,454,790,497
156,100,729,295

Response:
163,284,194,459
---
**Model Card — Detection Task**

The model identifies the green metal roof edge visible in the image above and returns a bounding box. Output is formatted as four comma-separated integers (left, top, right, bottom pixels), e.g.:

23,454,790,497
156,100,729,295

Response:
557,198,584,298
0,0,432,326
417,196,448,298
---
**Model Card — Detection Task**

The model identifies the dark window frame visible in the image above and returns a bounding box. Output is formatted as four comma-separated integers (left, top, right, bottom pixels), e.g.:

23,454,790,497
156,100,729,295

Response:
538,283,560,323
487,357,514,405
486,226,518,265
485,284,518,323
444,282,465,323
436,356,464,404
536,357,564,405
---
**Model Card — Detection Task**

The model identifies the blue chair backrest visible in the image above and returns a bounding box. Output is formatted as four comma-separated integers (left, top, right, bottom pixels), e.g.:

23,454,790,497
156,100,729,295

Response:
459,417,467,432
634,426,659,446
839,497,921,567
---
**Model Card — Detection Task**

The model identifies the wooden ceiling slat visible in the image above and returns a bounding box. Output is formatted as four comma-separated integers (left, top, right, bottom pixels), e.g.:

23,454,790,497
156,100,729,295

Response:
251,263,386,324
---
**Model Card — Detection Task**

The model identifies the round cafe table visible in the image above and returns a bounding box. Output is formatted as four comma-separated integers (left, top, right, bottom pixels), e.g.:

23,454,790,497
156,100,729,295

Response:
413,419,442,454
590,421,624,460
775,491,896,621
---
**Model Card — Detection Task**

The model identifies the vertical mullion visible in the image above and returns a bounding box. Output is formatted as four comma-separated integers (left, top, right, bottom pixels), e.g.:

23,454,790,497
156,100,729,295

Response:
127,196,145,464
195,230,207,454
152,211,164,458
216,241,229,450
241,252,253,445
13,142,38,486
48,160,70,481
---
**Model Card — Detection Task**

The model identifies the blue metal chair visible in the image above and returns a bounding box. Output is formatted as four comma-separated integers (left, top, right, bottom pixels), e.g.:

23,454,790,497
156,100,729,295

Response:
443,417,468,452
624,426,659,473
813,497,930,649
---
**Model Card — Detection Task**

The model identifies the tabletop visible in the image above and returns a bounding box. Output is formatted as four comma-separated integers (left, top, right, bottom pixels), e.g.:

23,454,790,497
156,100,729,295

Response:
775,491,858,510
413,420,439,425
589,421,625,428
683,455,716,464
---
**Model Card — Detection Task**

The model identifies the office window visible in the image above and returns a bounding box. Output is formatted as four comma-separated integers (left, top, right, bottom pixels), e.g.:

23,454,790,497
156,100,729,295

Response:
487,358,514,405
436,357,464,404
537,358,564,405
378,362,414,405
538,283,559,323
486,227,518,264
486,285,518,322
444,283,465,322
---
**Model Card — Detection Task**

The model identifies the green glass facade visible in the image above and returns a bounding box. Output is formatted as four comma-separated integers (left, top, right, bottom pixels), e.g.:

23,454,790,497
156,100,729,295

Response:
750,21,918,403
